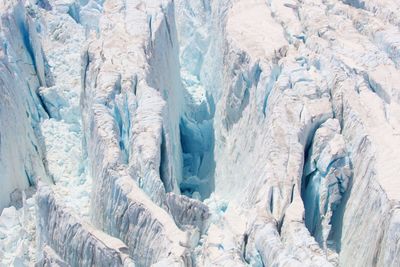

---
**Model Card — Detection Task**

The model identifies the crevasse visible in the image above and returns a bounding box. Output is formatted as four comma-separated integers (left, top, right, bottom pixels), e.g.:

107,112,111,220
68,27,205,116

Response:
176,0,216,200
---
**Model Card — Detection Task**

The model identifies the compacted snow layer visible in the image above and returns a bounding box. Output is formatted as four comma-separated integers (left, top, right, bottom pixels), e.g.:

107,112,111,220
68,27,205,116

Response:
0,0,400,266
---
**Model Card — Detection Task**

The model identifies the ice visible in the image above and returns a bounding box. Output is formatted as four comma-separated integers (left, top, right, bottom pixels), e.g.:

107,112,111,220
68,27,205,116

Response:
302,118,351,251
36,0,92,219
1,0,95,264
165,192,210,232
36,185,135,267
0,0,400,266
0,196,36,266
80,0,195,265
176,0,216,200
0,0,50,211
35,246,70,267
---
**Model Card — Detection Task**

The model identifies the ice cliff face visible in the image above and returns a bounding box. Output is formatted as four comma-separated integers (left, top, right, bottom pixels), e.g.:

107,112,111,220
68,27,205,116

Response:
0,0,50,212
1,0,400,266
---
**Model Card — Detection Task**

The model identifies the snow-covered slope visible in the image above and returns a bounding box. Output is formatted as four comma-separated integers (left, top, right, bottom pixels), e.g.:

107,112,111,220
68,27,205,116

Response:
0,0,400,266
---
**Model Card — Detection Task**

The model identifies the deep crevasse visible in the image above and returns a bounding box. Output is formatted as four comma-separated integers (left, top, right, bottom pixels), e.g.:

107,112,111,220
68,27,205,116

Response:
176,0,216,200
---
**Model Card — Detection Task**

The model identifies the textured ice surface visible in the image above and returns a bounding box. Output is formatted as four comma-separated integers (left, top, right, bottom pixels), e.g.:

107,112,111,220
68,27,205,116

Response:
0,0,49,211
0,196,36,266
36,185,135,267
0,0,400,266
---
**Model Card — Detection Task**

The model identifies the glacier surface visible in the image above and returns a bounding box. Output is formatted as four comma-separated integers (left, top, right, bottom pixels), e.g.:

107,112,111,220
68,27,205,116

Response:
0,0,400,266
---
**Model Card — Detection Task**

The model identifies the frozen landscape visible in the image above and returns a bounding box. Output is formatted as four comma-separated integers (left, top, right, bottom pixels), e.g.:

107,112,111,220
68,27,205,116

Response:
0,0,399,266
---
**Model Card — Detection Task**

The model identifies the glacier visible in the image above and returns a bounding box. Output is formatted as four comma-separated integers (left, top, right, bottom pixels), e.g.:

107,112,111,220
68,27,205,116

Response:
0,0,400,266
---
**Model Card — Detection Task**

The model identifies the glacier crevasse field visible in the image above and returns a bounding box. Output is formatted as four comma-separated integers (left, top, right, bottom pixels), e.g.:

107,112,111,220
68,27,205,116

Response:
0,0,400,266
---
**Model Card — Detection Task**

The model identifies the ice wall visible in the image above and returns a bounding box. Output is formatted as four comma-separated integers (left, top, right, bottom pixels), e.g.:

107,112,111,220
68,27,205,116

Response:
36,185,135,267
0,0,51,211
35,245,70,267
185,0,400,265
298,0,400,265
80,0,196,265
209,0,400,265
302,119,351,251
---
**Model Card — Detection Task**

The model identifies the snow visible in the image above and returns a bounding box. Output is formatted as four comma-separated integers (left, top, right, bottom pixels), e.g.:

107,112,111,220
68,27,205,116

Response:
226,0,287,60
